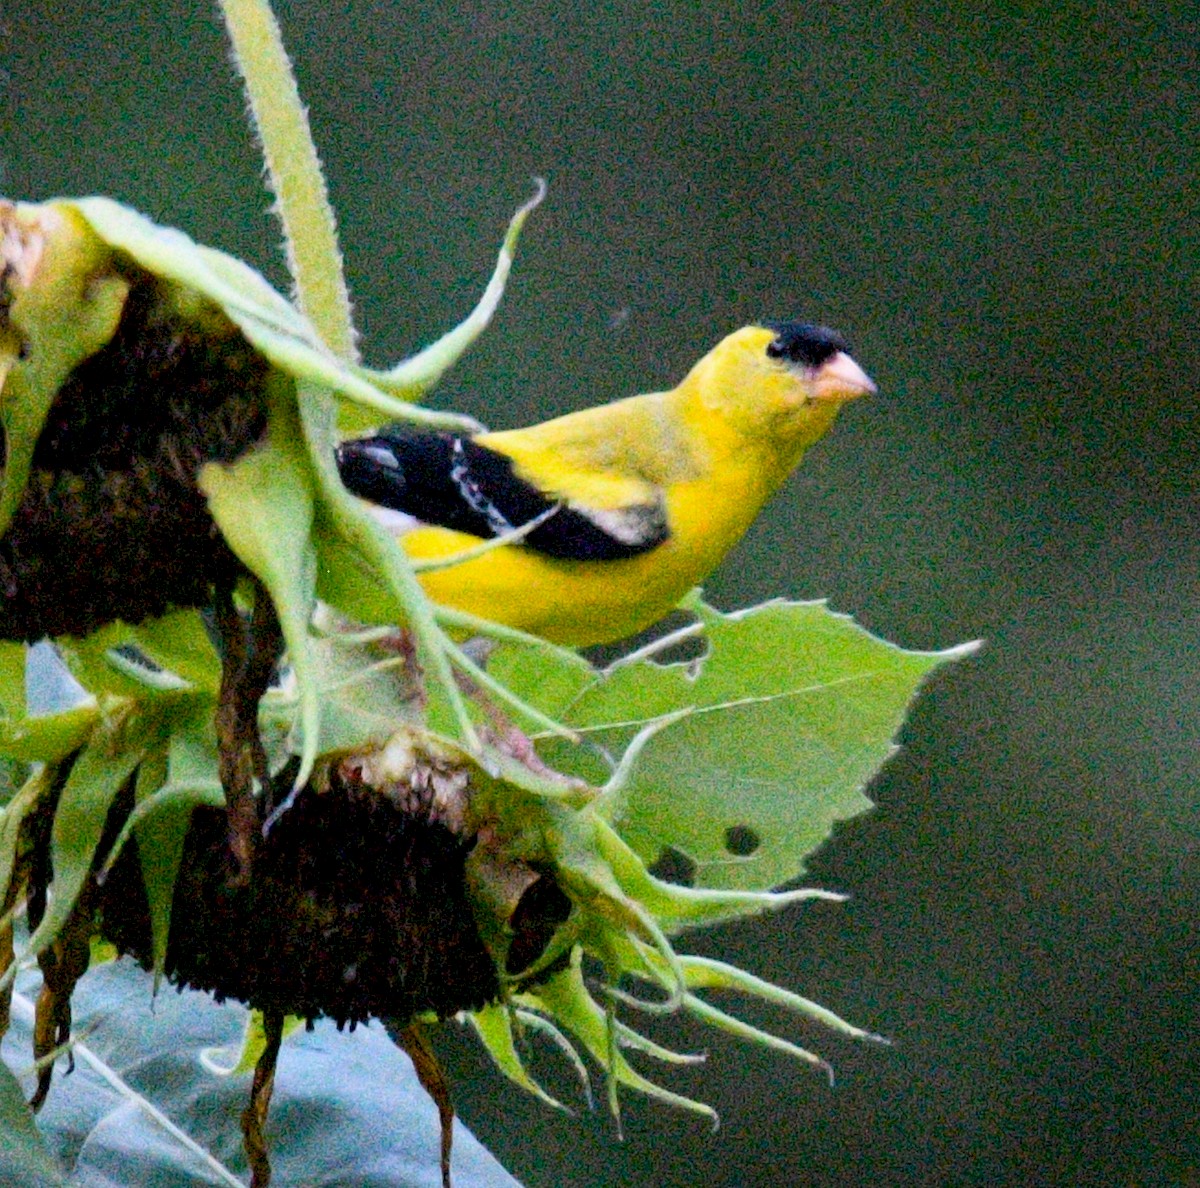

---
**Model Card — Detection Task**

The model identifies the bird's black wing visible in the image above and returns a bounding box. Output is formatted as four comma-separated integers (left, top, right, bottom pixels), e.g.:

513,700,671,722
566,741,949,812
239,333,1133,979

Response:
336,429,668,562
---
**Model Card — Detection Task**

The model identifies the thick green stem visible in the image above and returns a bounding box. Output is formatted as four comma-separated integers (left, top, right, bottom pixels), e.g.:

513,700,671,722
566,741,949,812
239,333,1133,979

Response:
217,0,357,361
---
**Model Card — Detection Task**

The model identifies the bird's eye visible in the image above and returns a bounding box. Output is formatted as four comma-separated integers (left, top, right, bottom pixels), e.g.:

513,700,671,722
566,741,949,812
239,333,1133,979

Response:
763,321,850,367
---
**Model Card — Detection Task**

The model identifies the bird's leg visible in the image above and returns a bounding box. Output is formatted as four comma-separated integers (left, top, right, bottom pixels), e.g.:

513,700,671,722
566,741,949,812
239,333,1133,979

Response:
214,577,282,883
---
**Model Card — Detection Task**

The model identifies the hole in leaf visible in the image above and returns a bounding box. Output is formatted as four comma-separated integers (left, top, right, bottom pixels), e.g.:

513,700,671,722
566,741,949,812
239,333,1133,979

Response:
723,824,760,856
648,846,696,887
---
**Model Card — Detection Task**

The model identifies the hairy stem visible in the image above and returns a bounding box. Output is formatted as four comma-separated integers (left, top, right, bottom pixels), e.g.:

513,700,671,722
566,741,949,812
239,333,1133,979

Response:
217,0,357,361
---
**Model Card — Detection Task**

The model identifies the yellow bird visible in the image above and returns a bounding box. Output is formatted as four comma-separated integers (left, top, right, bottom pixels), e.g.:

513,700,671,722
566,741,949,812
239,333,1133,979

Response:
336,322,875,646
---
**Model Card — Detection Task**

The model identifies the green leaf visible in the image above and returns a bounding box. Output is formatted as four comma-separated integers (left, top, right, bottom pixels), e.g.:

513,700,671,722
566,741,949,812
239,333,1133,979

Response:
520,955,717,1126
0,204,129,537
130,610,223,692
671,951,884,1043
549,598,976,892
72,196,312,339
539,805,688,1004
0,758,26,809
0,633,95,762
589,814,845,934
298,627,423,756
55,623,149,701
485,633,598,723
62,196,477,435
129,747,185,983
3,717,145,989
0,1057,68,1187
297,379,479,751
306,523,406,627
197,372,321,788
163,706,222,791
468,1006,563,1111
0,643,26,719
0,703,98,764
0,769,51,921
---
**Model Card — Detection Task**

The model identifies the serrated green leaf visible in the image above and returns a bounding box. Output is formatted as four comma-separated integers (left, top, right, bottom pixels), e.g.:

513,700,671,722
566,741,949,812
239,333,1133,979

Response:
559,599,978,891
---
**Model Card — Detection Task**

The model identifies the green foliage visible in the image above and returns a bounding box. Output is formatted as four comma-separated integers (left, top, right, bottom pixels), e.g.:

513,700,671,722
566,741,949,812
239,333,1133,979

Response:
0,197,977,1153
448,598,976,1118
0,192,541,791
0,1,977,1179
536,597,975,892
0,580,974,1139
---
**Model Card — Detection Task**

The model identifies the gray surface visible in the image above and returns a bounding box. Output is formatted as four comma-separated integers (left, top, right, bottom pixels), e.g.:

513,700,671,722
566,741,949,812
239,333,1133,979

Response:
4,961,521,1188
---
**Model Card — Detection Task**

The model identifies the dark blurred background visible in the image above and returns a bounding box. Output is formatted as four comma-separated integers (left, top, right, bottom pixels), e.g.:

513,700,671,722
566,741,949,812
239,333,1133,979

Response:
3,2,1197,1185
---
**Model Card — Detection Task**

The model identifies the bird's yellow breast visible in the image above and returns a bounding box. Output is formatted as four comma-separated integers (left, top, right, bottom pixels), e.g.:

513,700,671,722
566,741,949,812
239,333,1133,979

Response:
402,436,778,646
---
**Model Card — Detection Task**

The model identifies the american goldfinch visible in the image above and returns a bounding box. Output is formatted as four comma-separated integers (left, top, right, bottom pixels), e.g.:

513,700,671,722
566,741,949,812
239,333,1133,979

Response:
336,321,875,646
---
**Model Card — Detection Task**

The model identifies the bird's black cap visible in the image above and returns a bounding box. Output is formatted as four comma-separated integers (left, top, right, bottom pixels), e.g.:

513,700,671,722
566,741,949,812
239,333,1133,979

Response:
761,321,850,367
